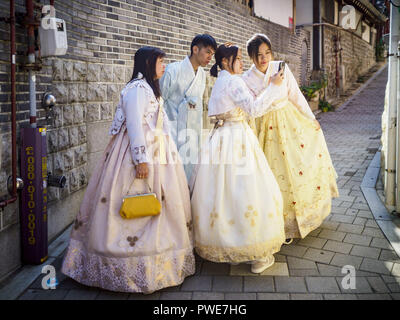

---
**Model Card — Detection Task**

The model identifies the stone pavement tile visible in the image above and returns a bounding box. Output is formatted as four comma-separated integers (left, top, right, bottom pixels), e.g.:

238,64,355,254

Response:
337,223,364,235
339,202,354,209
201,261,230,275
158,284,182,292
350,245,381,259
230,262,289,276
360,258,394,275
243,276,274,292
366,277,390,293
54,277,91,290
391,293,400,300
318,229,346,242
349,191,363,197
289,269,321,276
356,294,392,300
371,237,394,250
64,289,99,300
362,227,385,239
275,254,287,262
28,289,69,300
279,244,308,258
317,264,344,277
324,294,358,300
387,283,400,293
213,276,243,292
332,199,343,206
160,292,193,300
353,217,367,226
96,291,129,300
290,294,323,300
18,289,42,300
335,276,373,294
181,276,212,291
260,263,289,276
320,221,339,231
308,228,322,237
303,248,335,264
257,293,290,300
392,264,400,276
287,256,318,270
275,276,307,293
365,219,379,229
379,250,400,263
331,207,348,215
128,292,161,300
352,203,371,211
305,277,341,293
323,240,353,254
338,195,356,203
330,214,355,224
381,275,400,284
192,292,224,300
357,210,373,218
225,293,256,300
343,234,372,246
297,236,327,249
330,253,363,269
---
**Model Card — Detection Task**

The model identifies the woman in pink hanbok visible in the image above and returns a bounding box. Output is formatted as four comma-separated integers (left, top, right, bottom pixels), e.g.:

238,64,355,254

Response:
61,47,195,294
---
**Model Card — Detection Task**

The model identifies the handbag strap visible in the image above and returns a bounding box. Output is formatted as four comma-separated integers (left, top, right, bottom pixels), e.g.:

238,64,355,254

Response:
125,178,152,196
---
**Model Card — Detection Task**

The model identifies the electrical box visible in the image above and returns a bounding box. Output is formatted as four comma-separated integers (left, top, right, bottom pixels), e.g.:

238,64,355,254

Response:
39,17,68,57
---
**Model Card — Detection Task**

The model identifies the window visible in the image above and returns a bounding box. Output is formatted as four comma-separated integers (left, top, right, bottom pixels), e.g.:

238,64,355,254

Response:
362,21,371,43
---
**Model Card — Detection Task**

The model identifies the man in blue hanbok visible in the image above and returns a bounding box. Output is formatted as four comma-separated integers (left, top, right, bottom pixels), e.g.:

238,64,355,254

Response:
160,34,217,182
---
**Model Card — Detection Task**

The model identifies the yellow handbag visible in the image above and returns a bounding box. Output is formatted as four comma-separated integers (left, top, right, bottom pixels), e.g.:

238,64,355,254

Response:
119,181,161,219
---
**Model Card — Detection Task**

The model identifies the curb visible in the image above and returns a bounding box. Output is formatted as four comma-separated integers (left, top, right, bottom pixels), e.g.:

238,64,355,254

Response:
361,150,400,260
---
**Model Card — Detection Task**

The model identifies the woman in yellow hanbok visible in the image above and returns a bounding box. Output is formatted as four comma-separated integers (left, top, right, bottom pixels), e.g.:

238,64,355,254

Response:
242,34,339,241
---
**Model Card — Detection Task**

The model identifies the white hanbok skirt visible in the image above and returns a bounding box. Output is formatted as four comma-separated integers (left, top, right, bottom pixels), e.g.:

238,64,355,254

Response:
191,119,285,263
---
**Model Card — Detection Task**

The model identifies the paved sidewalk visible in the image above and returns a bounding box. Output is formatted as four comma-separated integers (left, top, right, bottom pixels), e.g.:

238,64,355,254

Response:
4,64,400,300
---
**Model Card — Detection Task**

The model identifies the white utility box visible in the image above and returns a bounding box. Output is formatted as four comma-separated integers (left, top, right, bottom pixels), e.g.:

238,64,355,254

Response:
39,17,68,57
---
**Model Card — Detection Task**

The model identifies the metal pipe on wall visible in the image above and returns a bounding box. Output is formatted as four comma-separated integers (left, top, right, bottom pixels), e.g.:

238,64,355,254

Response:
0,0,18,209
26,0,37,128
396,39,400,214
385,3,399,211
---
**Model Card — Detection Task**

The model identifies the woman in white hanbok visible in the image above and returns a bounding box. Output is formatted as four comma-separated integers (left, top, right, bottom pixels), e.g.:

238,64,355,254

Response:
191,44,286,273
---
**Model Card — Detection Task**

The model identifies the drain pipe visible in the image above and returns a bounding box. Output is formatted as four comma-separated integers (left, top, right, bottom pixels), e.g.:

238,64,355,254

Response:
396,40,400,214
385,2,399,211
0,0,17,209
26,0,36,128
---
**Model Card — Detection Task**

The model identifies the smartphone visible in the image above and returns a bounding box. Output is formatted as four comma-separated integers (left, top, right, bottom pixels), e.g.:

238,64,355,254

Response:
278,61,286,72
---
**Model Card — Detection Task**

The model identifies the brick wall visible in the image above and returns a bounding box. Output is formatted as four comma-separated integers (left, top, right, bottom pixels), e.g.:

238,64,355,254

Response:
0,0,311,281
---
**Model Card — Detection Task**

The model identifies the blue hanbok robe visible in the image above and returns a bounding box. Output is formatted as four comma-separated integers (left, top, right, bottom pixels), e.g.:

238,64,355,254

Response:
160,56,206,182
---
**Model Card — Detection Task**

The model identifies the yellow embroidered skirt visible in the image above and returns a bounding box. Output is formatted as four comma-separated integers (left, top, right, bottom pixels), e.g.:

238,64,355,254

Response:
257,101,339,239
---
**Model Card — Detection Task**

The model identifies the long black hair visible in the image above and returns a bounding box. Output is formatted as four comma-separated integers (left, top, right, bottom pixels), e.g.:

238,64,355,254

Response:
246,33,272,62
129,46,166,99
210,44,239,77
